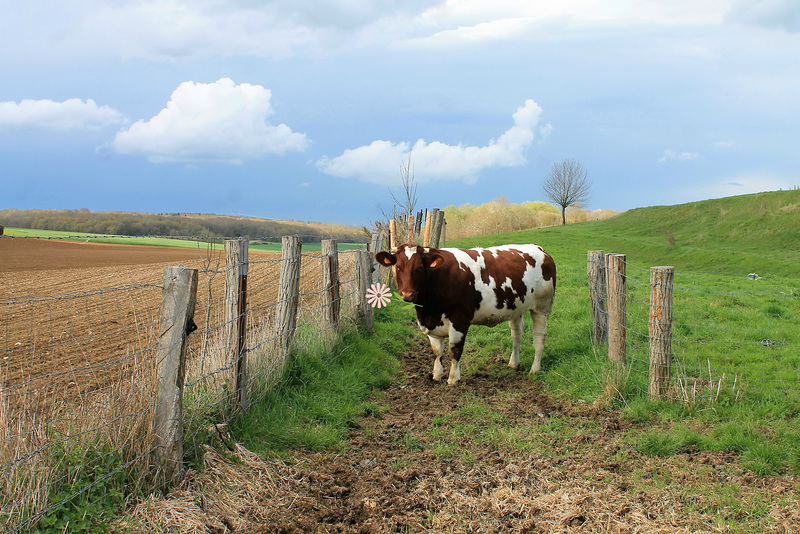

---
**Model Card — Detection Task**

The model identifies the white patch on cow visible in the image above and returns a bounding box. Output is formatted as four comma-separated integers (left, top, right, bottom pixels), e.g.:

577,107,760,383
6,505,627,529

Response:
448,324,464,344
404,246,417,261
417,314,450,339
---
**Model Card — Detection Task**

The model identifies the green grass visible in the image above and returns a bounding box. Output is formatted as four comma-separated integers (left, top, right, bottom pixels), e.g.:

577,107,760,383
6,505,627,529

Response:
2,227,366,252
446,189,800,476
230,318,402,456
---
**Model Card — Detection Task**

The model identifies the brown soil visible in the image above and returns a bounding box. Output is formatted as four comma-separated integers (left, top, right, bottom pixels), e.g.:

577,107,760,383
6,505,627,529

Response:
124,337,800,533
0,237,216,273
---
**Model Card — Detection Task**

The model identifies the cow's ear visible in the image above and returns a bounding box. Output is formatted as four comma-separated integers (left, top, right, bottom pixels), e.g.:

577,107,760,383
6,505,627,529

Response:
375,251,397,266
426,253,445,269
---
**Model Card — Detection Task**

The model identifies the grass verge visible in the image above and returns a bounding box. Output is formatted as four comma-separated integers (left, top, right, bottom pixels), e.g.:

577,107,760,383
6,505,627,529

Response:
229,312,405,457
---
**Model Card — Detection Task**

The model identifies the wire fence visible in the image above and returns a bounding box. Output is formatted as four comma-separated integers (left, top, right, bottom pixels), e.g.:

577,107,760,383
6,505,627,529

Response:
587,251,800,404
0,235,378,533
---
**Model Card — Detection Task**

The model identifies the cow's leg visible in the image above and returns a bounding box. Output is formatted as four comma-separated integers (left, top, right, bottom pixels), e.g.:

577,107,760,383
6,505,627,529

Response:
447,326,466,386
428,335,446,381
508,315,524,370
529,310,549,373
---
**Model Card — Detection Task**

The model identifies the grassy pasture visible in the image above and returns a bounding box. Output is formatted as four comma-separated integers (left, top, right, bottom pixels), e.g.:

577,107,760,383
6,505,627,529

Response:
448,189,800,474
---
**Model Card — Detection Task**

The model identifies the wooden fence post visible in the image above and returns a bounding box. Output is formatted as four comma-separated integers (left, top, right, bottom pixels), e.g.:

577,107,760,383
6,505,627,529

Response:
407,213,415,244
370,231,383,284
154,266,198,483
649,266,674,399
355,250,374,331
605,253,627,365
321,239,340,329
430,209,443,248
224,238,249,414
389,219,397,251
587,250,608,343
423,210,432,247
276,236,302,356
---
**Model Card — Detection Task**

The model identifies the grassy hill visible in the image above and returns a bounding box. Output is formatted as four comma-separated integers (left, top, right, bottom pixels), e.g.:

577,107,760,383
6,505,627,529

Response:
452,189,800,278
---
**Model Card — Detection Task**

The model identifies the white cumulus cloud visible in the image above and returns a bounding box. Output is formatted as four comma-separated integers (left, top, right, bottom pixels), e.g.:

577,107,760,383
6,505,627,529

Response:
316,99,543,184
0,98,128,130
113,78,308,163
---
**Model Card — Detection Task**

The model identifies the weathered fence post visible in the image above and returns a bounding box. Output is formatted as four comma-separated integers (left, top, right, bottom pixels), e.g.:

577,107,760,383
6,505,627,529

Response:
423,210,432,247
369,231,383,284
154,266,198,483
277,236,302,356
587,250,608,343
430,209,443,248
649,266,674,399
321,239,340,330
224,238,249,414
605,253,627,365
355,250,374,331
389,219,397,251
407,213,415,244
370,231,382,283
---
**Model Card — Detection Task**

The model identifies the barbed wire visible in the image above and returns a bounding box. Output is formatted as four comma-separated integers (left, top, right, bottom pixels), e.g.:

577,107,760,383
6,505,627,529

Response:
1,243,372,532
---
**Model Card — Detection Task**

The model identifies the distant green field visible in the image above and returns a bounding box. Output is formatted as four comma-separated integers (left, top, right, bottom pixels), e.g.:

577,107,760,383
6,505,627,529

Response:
2,228,366,252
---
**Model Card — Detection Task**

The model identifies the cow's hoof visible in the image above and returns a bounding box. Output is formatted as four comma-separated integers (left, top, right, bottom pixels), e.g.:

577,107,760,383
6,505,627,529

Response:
447,379,459,386
431,373,442,382
508,363,520,371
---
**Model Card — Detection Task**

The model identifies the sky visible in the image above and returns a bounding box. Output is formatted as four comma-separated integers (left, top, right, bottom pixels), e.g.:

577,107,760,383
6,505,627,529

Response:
1,0,799,228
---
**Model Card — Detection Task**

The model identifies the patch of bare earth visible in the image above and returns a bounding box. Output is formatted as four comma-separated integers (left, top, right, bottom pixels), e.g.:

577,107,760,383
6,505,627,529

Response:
121,339,800,533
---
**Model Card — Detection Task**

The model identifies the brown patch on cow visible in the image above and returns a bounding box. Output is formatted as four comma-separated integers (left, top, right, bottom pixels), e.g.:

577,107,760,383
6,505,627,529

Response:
541,252,557,288
481,249,532,310
433,249,484,313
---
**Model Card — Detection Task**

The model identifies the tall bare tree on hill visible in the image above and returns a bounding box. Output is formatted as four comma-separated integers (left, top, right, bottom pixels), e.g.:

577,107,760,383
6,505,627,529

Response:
542,159,591,225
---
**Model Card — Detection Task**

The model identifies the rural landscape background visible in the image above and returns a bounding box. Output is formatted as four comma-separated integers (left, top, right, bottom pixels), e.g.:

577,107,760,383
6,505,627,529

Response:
1,189,799,533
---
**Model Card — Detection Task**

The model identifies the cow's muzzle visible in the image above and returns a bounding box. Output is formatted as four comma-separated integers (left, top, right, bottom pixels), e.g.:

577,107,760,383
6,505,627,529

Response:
398,291,416,302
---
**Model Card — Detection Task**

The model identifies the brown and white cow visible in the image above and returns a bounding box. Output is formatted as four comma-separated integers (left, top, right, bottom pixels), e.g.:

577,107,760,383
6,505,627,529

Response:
375,244,556,385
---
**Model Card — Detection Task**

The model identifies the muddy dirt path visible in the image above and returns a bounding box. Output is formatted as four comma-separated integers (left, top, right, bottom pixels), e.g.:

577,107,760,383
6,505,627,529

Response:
126,336,799,533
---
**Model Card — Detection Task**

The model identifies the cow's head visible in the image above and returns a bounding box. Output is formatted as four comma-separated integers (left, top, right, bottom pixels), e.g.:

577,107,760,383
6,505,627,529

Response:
375,244,444,303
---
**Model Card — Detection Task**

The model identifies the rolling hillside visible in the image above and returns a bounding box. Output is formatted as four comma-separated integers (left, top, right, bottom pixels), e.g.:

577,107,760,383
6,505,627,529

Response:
453,189,800,278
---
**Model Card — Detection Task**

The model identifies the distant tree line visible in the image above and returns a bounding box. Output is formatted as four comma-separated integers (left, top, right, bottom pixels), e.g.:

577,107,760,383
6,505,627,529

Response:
0,208,367,243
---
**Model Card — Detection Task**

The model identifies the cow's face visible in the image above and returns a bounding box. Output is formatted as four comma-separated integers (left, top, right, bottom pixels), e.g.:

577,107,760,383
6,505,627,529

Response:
375,245,444,303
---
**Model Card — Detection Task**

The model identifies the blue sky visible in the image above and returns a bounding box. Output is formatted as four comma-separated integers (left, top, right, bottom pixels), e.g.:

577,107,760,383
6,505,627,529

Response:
1,1,798,227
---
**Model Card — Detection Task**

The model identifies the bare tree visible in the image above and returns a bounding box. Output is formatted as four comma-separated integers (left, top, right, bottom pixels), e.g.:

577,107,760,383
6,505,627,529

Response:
542,159,591,225
374,152,418,245
389,152,418,223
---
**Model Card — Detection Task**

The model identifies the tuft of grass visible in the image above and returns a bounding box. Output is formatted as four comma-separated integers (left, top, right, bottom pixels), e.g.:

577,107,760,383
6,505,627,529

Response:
24,441,133,534
742,442,787,477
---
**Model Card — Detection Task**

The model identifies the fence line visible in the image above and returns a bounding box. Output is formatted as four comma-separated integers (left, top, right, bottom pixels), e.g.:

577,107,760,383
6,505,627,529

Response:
587,251,800,403
0,234,382,533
